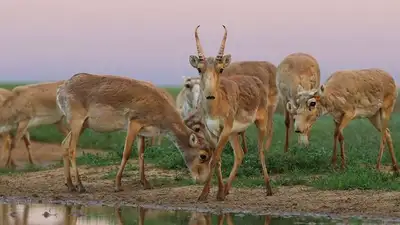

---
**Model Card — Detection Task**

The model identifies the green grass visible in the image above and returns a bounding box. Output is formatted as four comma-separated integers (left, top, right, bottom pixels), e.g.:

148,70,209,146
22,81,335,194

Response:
1,83,400,191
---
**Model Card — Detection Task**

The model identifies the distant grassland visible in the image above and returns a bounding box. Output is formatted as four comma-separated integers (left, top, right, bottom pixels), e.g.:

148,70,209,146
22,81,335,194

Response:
1,82,400,191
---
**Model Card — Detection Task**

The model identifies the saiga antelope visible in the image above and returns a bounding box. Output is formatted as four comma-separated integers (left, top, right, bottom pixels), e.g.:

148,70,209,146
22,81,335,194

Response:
188,25,273,201
178,76,250,153
176,76,202,118
276,52,321,151
57,73,213,193
288,68,399,172
0,82,69,167
0,88,31,166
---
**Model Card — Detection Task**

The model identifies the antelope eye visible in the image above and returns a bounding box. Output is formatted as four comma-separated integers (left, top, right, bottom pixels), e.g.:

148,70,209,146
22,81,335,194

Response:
200,154,207,160
309,101,316,107
197,68,201,73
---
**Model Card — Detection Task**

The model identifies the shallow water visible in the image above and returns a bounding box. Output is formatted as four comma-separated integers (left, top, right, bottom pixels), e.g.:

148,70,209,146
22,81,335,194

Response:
0,203,398,225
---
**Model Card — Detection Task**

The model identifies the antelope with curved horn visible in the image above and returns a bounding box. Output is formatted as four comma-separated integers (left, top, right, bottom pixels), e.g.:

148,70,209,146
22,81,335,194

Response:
178,77,249,154
57,73,213,192
289,68,399,172
276,53,321,151
0,82,69,168
188,25,273,201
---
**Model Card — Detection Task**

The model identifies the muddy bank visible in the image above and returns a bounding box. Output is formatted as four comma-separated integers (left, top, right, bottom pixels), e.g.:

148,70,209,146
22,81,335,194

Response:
0,142,400,218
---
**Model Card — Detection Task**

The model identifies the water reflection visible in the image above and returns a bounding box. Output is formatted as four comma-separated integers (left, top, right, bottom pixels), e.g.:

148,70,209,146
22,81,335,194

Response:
0,203,397,224
185,211,272,225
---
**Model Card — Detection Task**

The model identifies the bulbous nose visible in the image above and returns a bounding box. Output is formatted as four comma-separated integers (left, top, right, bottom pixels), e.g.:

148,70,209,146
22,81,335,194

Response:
295,129,301,133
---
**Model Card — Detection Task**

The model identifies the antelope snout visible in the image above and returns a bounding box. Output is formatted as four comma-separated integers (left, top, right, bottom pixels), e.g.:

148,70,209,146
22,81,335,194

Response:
293,121,304,133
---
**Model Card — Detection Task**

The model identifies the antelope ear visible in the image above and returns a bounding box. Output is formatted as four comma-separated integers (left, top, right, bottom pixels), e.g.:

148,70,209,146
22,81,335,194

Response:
189,133,199,147
318,85,325,95
286,101,296,113
297,85,305,93
189,55,200,68
221,54,231,68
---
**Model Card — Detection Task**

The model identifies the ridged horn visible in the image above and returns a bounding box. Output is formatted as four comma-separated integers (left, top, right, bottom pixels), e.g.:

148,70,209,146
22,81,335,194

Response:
195,25,206,61
216,25,227,61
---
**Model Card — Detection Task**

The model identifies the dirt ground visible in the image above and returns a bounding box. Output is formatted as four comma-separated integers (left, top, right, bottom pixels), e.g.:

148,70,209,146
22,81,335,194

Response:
0,141,400,219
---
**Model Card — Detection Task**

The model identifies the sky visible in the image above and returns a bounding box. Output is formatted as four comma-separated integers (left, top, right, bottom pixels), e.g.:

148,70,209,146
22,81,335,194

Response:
1,0,399,85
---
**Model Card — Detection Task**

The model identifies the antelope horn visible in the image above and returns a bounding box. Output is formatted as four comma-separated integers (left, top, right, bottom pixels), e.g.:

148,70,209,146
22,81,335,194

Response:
195,25,206,61
216,25,227,61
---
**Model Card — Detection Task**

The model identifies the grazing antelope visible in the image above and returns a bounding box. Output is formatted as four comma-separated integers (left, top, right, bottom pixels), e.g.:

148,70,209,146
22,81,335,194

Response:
0,82,69,168
188,25,273,201
288,68,399,172
0,88,31,166
184,109,250,155
276,52,321,151
57,73,213,193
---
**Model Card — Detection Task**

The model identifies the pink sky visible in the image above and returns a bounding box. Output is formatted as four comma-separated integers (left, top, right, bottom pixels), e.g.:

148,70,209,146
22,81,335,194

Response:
1,0,399,85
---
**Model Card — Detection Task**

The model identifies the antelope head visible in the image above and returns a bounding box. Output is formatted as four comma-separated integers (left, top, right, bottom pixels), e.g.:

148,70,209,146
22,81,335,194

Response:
182,76,201,108
183,110,217,183
188,25,232,101
287,85,325,138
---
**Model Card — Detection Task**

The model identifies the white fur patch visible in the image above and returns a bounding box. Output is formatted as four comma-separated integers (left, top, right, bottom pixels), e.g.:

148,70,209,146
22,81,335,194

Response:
205,118,221,137
231,120,252,133
138,126,162,137
0,124,14,133
28,115,61,128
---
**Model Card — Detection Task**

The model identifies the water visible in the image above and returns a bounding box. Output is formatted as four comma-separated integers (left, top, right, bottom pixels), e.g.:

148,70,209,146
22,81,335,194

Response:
0,203,398,224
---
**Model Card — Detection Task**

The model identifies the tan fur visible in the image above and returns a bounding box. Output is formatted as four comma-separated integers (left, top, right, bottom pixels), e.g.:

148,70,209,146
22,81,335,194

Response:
188,25,273,201
222,61,278,153
149,86,176,146
57,73,213,193
289,68,399,172
0,88,31,167
142,80,175,146
276,52,321,151
0,82,69,167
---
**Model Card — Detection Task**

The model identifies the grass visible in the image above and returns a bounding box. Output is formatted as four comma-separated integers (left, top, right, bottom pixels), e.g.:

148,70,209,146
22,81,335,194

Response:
1,83,400,191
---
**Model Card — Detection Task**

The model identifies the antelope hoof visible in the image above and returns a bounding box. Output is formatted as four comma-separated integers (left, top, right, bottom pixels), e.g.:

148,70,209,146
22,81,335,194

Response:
5,161,16,169
266,184,273,196
216,189,226,201
223,184,230,196
197,193,208,202
77,185,86,193
392,165,400,176
65,184,77,192
197,185,210,202
141,180,153,190
114,186,123,192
